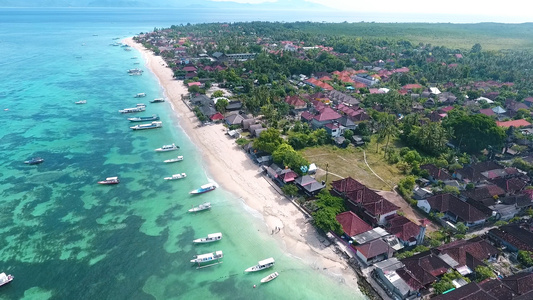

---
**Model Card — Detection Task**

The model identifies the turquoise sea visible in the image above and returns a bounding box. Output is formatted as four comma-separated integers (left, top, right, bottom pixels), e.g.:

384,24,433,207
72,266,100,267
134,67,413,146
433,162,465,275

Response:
0,8,366,300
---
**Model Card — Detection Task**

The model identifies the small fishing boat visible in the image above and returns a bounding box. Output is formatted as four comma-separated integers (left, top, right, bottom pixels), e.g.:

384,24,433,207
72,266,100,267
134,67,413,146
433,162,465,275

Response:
163,156,183,163
128,114,159,122
24,157,44,165
155,143,179,152
191,251,223,268
119,104,146,114
164,173,187,180
260,272,279,283
190,183,216,194
127,68,143,74
245,257,275,272
0,272,14,287
150,98,165,103
134,93,146,98
188,202,211,213
75,100,87,104
98,177,119,185
193,232,222,244
130,121,162,130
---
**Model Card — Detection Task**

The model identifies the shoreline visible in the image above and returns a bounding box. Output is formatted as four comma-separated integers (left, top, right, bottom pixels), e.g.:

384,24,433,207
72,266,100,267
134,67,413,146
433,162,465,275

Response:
123,37,363,293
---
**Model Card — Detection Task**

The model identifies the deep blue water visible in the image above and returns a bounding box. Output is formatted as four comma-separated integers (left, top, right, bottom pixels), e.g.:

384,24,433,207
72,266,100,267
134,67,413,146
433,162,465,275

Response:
0,8,366,300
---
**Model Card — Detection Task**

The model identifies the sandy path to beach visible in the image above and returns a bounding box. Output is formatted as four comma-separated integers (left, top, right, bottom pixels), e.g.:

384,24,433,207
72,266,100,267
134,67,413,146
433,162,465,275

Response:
124,38,361,290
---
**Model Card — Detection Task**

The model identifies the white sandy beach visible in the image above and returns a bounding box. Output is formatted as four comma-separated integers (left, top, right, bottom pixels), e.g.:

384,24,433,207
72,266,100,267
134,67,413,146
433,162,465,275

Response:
124,38,361,290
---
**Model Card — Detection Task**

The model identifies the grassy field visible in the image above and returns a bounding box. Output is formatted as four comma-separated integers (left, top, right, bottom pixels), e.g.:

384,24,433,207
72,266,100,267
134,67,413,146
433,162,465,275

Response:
301,138,405,191
290,22,533,51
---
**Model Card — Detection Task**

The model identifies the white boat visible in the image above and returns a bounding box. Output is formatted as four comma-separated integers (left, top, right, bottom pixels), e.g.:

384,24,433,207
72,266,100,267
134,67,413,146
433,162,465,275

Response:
188,202,211,212
155,143,179,152
191,251,223,266
164,173,186,180
127,68,143,74
134,93,146,98
164,156,183,163
245,257,275,272
75,100,87,104
189,183,216,194
193,232,222,244
130,121,163,130
260,272,279,283
119,104,146,114
0,272,13,287
150,98,165,103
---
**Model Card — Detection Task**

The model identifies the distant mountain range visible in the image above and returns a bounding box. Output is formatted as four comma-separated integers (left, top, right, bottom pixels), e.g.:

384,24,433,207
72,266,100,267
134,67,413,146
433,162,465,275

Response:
0,0,329,10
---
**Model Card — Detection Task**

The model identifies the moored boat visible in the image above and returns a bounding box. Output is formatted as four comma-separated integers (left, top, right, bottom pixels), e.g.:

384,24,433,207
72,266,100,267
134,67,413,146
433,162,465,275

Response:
188,202,211,212
163,156,183,163
193,232,222,244
191,251,223,266
128,114,159,122
127,68,143,74
190,183,216,194
75,100,87,104
260,272,279,283
150,98,165,103
0,272,14,287
130,121,162,130
24,157,44,165
98,177,119,185
164,173,187,180
245,257,275,272
155,143,179,152
134,93,146,98
119,104,146,114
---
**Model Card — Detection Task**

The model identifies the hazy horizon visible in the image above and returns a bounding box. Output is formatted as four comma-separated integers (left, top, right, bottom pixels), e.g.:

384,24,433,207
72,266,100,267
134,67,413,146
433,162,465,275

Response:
0,0,531,24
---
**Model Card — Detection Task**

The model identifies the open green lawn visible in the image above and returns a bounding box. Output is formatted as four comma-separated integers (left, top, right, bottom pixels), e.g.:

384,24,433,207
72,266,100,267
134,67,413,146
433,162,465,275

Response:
301,138,405,191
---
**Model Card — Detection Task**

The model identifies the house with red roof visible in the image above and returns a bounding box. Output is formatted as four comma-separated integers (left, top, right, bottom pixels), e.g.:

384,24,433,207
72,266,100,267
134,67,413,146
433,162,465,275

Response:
496,119,532,128
420,193,489,227
402,84,423,91
355,238,394,264
284,95,307,110
336,211,372,238
524,97,533,108
385,215,426,246
331,177,399,225
210,112,224,122
479,108,496,116
310,107,342,129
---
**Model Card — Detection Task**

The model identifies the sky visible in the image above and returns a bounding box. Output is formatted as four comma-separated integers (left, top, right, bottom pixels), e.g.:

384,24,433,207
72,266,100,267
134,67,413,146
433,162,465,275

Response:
214,0,531,22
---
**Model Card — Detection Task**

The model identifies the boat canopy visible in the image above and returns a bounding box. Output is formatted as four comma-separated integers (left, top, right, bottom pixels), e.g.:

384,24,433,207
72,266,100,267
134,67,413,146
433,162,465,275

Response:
0,273,9,283
201,183,215,189
106,177,118,181
258,257,275,266
207,233,222,239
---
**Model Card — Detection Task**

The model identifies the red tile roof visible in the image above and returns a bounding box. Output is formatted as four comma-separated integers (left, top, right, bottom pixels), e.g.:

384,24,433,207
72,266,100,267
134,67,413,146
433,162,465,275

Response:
355,239,390,259
479,108,495,116
336,211,372,237
386,215,421,242
313,107,341,122
210,112,224,121
435,237,499,270
496,119,531,128
426,193,488,223
284,95,306,107
402,84,422,90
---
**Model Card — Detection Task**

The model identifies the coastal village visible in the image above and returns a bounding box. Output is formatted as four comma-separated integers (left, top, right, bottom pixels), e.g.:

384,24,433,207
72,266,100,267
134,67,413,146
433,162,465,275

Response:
133,22,533,299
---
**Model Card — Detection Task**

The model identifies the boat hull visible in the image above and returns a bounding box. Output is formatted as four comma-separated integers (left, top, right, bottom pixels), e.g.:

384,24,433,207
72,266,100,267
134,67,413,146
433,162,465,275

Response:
261,272,279,283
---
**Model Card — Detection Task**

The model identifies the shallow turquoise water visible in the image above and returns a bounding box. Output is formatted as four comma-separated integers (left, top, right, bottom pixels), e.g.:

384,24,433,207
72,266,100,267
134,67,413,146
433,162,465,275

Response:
0,8,365,300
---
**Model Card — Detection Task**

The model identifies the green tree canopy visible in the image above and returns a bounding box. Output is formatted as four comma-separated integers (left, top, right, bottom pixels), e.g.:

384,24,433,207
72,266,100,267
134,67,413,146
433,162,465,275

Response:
312,207,343,235
272,143,309,173
253,128,283,154
215,98,229,113
443,111,505,154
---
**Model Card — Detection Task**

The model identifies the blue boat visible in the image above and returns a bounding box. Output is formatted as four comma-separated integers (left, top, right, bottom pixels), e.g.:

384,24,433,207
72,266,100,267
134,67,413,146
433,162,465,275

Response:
190,183,216,194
